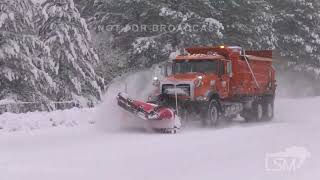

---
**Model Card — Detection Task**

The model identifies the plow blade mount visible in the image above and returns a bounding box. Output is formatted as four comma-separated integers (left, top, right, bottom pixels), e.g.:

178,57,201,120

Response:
116,92,181,133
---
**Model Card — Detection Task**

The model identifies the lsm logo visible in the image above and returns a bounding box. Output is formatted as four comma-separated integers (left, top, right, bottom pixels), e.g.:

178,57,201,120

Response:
265,146,311,172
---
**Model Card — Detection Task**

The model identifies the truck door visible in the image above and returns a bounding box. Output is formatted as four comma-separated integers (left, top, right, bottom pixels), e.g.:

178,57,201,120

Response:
218,60,231,98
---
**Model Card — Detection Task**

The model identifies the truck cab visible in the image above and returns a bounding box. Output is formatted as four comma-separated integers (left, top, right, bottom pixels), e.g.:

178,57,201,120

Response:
155,47,233,102
169,56,230,99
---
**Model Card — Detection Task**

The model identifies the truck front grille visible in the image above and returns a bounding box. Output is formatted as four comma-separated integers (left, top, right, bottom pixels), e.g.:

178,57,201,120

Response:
176,84,191,96
162,84,191,96
162,84,174,93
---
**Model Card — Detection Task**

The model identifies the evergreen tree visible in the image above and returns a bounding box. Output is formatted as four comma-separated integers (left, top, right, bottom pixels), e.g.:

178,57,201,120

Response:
40,0,104,106
271,0,320,77
220,0,276,49
85,0,224,75
0,0,55,107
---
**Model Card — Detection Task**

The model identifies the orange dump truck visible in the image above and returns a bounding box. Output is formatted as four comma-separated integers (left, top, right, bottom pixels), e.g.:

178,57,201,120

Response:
150,45,276,126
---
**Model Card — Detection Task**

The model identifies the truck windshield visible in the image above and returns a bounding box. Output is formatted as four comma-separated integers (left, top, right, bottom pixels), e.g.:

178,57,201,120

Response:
174,60,218,74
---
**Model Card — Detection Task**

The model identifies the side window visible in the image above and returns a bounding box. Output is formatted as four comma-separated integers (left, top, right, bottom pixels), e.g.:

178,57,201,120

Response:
219,61,225,75
227,61,233,77
161,62,172,77
166,63,173,76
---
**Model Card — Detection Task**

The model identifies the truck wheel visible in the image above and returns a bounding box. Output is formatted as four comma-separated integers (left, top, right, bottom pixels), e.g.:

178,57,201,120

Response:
242,101,263,122
253,102,263,121
263,102,274,121
203,99,220,127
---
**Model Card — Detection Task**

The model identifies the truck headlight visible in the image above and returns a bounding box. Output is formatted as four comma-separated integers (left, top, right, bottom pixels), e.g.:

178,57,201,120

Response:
152,77,160,86
194,76,203,87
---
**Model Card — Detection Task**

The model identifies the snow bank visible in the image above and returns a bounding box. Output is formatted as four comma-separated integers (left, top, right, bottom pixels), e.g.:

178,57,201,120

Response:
0,68,157,133
0,108,95,132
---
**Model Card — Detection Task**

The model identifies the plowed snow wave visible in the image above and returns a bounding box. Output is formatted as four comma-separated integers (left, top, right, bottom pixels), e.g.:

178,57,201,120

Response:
95,69,157,132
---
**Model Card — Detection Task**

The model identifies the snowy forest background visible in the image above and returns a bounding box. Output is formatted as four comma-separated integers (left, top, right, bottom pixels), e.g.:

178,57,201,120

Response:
1,0,320,113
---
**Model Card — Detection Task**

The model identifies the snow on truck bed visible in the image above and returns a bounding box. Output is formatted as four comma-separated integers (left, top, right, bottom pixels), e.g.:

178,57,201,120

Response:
1,70,320,180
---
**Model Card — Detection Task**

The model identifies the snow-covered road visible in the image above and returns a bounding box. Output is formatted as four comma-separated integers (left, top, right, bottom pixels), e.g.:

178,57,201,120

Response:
1,97,319,180
1,71,319,180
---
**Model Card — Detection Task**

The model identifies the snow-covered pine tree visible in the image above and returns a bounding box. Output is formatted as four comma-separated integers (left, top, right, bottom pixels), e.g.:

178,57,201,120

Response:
76,0,320,82
0,0,57,111
84,0,224,78
271,0,320,78
39,0,104,106
220,0,276,49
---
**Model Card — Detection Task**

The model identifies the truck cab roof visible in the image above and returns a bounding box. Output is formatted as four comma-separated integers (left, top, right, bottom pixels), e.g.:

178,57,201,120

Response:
175,54,225,61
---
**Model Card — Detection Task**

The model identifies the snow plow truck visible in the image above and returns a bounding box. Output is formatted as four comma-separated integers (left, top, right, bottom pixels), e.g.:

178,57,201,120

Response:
117,45,276,133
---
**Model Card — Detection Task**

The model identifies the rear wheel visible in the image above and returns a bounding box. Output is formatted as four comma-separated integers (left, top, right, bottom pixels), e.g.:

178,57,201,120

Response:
241,100,263,122
263,100,274,121
254,102,264,121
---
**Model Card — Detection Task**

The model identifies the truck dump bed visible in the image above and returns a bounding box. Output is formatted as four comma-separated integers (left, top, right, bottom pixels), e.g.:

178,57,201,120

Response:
186,46,276,97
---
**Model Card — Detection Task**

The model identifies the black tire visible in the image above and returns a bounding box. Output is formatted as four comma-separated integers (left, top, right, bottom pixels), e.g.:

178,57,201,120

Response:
252,101,264,121
202,99,220,127
263,100,274,121
242,100,263,122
